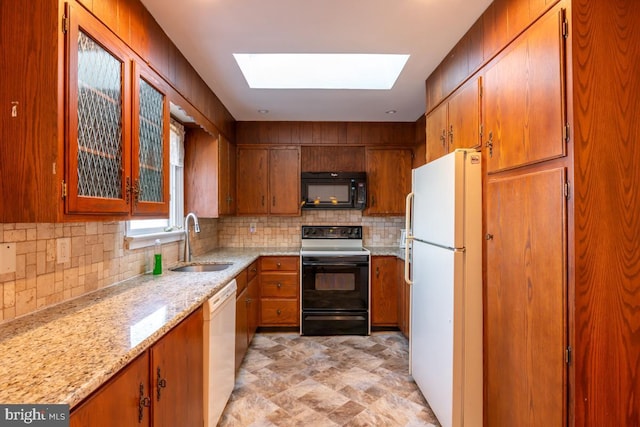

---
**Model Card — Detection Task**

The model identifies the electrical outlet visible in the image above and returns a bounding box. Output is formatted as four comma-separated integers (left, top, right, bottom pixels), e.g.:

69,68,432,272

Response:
0,243,16,273
56,238,71,264
249,222,257,233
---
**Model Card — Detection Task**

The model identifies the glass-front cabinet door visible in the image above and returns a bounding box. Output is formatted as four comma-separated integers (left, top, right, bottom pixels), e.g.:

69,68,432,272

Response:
131,62,170,216
65,3,131,215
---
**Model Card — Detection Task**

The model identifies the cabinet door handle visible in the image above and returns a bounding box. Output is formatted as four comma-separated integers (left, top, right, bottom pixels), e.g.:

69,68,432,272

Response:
139,383,151,423
448,124,454,146
262,195,265,206
246,298,252,304
272,196,276,206
485,131,494,158
156,367,167,401
440,129,447,147
376,266,380,278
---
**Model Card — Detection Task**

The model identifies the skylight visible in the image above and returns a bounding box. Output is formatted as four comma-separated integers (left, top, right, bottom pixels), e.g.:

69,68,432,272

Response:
233,53,410,90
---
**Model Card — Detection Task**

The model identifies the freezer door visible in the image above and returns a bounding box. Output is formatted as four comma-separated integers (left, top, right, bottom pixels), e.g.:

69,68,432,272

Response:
412,149,480,249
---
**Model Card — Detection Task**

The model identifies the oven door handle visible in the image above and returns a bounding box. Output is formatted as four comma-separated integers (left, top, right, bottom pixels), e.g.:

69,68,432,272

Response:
302,262,366,267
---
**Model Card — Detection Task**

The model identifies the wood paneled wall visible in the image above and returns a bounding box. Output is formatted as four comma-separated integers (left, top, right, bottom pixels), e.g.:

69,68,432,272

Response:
426,0,560,113
572,0,640,425
76,0,235,140
236,121,415,146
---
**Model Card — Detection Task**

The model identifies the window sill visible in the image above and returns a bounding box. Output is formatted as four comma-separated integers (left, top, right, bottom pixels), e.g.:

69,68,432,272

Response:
124,230,184,250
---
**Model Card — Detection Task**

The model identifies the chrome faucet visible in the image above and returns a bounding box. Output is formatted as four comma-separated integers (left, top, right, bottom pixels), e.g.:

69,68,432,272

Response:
183,212,200,262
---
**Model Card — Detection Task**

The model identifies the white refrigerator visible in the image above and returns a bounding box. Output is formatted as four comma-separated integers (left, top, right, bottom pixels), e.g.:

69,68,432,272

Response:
404,149,483,427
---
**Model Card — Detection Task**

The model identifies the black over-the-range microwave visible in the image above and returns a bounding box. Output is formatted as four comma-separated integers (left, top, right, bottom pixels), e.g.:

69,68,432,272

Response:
300,172,367,210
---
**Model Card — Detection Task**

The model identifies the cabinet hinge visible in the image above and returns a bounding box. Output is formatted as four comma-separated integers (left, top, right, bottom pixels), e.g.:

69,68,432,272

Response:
563,123,570,143
565,345,572,365
562,19,569,39
564,182,571,200
61,181,67,199
62,15,69,34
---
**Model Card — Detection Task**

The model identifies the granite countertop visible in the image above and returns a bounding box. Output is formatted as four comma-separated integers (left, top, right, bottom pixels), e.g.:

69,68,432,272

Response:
0,247,298,408
0,246,403,408
367,246,407,260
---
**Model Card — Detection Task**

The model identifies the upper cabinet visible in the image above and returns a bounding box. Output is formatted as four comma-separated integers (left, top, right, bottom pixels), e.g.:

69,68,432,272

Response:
365,148,412,216
426,77,482,163
184,128,237,218
236,146,300,216
65,3,170,217
483,6,566,173
218,135,237,216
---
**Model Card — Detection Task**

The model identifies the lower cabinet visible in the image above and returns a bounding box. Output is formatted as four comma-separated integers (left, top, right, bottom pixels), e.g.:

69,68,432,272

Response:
259,256,299,326
371,256,399,327
235,260,259,372
70,308,203,427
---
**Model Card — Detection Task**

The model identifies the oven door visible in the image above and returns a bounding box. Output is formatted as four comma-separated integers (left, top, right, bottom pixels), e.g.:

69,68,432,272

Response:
301,255,369,312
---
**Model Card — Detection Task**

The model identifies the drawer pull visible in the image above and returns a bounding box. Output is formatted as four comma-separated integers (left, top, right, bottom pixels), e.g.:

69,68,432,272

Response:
277,309,282,315
277,282,282,288
277,262,281,267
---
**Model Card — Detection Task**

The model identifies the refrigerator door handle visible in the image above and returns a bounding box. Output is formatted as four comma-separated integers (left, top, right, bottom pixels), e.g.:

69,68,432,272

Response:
405,192,414,285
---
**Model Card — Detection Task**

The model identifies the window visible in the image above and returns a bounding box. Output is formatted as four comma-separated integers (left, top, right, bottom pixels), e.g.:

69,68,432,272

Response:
125,118,185,248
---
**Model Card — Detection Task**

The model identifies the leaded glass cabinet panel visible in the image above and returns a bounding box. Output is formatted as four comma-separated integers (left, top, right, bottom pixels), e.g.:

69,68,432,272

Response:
131,62,170,216
66,3,131,215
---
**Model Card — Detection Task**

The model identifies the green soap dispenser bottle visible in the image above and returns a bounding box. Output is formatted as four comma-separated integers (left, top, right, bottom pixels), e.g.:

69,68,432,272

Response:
153,239,162,275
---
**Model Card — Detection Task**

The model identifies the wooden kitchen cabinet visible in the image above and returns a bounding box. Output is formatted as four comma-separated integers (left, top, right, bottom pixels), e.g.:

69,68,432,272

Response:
234,261,259,372
150,307,204,427
246,262,260,344
365,148,412,215
66,3,170,217
70,352,151,427
259,256,300,327
236,146,300,216
485,167,567,426
483,6,566,174
371,256,399,327
426,77,482,163
235,268,249,372
219,135,237,215
70,308,203,427
185,129,237,217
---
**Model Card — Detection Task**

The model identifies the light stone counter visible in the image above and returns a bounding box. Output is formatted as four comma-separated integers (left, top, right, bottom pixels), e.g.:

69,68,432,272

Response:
0,247,298,408
367,246,407,260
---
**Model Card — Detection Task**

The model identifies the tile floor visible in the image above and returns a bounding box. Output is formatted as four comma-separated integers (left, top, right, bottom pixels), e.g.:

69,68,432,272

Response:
219,332,441,426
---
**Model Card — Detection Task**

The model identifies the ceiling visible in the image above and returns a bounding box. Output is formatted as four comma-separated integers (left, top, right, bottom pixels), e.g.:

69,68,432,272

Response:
141,0,493,123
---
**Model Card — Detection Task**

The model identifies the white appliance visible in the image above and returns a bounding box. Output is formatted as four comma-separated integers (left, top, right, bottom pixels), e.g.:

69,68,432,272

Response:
404,149,483,427
203,279,237,427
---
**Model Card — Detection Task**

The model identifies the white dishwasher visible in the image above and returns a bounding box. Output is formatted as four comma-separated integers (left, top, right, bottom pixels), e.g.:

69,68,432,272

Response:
203,279,237,427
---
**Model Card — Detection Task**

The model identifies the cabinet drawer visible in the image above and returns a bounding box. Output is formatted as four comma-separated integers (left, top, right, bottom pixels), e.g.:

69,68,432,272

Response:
247,260,259,281
235,269,248,295
261,275,299,298
261,256,298,272
260,299,299,325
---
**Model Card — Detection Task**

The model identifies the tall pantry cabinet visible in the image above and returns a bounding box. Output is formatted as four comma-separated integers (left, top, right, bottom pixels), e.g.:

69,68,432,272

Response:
426,0,640,425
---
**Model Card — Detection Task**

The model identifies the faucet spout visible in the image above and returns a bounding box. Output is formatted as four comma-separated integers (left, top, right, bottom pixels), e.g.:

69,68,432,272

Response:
183,212,200,262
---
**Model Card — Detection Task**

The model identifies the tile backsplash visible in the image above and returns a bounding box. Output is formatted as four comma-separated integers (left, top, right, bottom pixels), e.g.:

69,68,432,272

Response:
0,213,402,323
218,211,404,248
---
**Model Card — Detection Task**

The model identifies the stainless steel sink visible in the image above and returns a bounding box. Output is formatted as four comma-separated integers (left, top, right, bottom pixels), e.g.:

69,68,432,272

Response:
170,262,232,272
